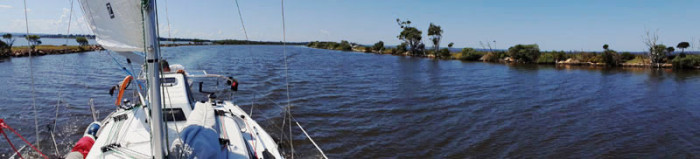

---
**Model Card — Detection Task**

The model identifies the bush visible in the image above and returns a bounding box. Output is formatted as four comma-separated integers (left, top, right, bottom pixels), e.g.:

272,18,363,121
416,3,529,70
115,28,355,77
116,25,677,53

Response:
76,37,89,46
372,41,384,52
482,51,506,62
460,48,483,61
620,52,635,61
438,48,450,59
0,40,9,57
507,44,540,63
336,40,352,51
536,53,556,64
396,43,408,54
671,55,700,69
602,50,620,66
551,51,567,61
363,47,372,53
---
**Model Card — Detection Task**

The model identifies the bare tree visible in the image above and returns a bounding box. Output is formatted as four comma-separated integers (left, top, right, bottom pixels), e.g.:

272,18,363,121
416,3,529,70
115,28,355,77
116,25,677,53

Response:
479,41,493,52
643,29,660,67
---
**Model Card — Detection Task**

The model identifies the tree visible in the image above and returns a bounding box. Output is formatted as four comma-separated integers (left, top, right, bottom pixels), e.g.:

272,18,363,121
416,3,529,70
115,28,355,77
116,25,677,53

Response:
507,44,540,63
396,18,423,56
2,33,14,48
396,43,408,54
677,42,690,57
428,23,443,57
649,44,668,65
76,37,89,46
666,47,674,54
26,35,41,49
372,41,384,52
480,41,494,52
643,30,662,67
602,44,620,66
0,40,9,57
448,42,454,48
337,40,352,51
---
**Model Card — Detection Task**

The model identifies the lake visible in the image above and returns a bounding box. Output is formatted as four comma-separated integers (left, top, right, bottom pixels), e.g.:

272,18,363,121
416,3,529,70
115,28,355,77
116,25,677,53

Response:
0,45,699,158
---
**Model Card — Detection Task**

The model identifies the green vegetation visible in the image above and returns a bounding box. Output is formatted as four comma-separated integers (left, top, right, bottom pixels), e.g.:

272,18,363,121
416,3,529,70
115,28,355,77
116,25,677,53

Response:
428,23,443,58
507,44,540,63
396,19,424,56
620,52,635,61
76,37,89,46
372,41,384,52
3,33,15,48
601,44,621,66
26,35,41,49
338,40,352,51
677,42,690,57
459,48,483,61
307,41,352,51
671,54,700,69
0,40,9,57
303,19,699,70
396,43,408,54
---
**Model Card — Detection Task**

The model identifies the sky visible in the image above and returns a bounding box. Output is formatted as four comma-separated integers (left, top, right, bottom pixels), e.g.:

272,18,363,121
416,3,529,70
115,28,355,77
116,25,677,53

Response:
1,0,699,51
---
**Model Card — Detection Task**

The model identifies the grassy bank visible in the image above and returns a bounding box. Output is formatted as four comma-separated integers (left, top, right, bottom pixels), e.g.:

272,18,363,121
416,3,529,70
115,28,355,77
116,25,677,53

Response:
3,45,103,57
307,41,700,70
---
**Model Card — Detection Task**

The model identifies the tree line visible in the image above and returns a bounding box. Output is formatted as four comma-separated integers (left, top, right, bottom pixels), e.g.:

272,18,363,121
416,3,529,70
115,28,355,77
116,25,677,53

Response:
306,19,700,69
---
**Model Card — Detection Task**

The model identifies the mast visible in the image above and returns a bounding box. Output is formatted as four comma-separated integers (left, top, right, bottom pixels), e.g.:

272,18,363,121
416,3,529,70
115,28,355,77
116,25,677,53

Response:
143,0,167,158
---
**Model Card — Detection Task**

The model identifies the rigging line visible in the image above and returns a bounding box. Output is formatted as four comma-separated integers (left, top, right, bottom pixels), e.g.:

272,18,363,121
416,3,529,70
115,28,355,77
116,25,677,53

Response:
51,2,76,149
105,51,146,93
23,0,40,150
233,0,250,41
295,121,328,159
161,72,183,145
279,0,294,157
64,0,74,45
231,0,257,119
164,0,172,43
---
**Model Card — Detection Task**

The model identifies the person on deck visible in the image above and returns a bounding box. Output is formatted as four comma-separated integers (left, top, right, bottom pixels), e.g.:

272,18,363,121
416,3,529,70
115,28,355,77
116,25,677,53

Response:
160,60,171,72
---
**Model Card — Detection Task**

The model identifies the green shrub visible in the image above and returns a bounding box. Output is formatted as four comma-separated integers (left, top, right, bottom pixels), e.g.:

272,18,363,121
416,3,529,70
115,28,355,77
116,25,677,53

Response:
372,41,384,52
671,55,700,69
396,43,408,54
438,48,450,59
602,50,620,65
620,52,635,61
460,48,483,61
482,51,506,62
363,47,372,53
336,40,352,51
76,37,89,46
0,40,9,57
507,44,540,63
536,53,556,64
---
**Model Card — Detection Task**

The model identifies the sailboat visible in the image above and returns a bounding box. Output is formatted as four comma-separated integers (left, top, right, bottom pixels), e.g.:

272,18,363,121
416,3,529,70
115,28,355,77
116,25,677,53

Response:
58,0,284,158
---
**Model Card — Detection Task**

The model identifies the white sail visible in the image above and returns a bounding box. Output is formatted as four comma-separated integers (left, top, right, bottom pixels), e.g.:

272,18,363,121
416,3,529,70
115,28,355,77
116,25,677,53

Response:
79,0,144,52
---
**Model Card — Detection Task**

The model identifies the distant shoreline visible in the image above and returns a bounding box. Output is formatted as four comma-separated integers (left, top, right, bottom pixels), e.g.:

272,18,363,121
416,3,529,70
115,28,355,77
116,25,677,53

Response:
306,44,700,70
0,43,308,58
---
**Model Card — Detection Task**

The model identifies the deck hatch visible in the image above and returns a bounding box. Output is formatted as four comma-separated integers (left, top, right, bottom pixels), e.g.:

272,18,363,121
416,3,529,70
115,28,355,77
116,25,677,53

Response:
163,108,187,121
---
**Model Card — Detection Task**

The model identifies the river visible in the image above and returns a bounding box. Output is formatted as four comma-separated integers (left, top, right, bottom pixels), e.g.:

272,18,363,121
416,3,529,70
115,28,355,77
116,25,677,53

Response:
0,45,699,158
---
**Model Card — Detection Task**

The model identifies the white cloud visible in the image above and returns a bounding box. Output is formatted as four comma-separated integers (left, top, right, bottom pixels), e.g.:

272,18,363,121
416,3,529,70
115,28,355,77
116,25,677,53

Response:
0,4,12,9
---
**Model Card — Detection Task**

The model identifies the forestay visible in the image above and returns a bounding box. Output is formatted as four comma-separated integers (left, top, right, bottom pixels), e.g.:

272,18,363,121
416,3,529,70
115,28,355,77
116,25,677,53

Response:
79,0,144,52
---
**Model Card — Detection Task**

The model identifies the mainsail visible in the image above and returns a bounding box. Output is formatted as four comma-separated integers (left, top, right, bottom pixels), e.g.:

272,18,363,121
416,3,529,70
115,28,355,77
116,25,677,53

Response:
79,0,144,52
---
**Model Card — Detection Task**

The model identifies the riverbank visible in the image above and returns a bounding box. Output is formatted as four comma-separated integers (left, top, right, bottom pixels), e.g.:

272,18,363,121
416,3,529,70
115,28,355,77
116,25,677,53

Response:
5,45,104,57
307,42,700,70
